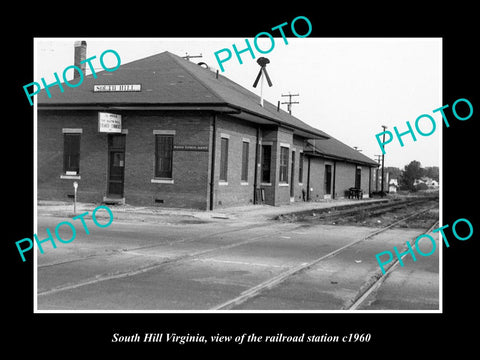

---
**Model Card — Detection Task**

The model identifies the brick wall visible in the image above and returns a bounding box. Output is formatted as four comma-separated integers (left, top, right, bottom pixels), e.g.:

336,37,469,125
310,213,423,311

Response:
333,161,355,198
38,110,212,209
211,119,304,208
213,115,258,208
302,157,374,200
37,110,108,203
259,126,277,206
307,157,325,200
123,111,211,209
38,109,375,209
293,136,308,202
360,165,372,197
274,128,294,206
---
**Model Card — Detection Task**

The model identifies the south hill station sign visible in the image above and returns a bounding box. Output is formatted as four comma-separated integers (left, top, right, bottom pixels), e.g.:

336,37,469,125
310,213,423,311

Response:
93,84,141,92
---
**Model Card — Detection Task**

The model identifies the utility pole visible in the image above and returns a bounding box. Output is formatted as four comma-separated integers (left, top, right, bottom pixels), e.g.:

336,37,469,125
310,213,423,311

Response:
182,53,203,61
381,125,387,196
281,93,299,115
374,154,382,192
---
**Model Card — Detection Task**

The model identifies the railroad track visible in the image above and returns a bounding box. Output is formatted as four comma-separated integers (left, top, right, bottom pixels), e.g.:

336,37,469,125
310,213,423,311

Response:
283,196,437,222
39,197,431,270
211,204,438,310
37,222,307,296
37,199,438,309
344,219,440,310
37,221,272,269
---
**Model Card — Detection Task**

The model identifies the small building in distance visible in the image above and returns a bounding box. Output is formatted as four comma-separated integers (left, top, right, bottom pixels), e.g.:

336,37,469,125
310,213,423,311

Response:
388,178,399,193
414,177,439,189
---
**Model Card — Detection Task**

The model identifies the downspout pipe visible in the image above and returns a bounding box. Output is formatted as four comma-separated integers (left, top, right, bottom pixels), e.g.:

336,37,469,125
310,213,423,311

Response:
307,156,311,201
209,114,217,210
253,126,260,204
333,160,336,199
368,166,372,196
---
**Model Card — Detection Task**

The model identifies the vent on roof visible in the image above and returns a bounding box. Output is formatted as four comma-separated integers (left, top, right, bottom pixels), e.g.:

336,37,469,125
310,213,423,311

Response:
196,61,219,77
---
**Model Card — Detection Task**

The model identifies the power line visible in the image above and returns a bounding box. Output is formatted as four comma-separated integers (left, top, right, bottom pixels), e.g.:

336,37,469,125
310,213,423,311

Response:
281,93,299,115
182,53,203,61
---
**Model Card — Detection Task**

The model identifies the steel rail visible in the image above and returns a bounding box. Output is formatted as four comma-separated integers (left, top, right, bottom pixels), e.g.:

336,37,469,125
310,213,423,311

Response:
344,219,439,310
211,205,436,310
38,201,437,300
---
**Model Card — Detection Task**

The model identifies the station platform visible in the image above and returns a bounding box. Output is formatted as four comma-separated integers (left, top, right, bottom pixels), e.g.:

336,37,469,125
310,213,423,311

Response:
37,197,392,223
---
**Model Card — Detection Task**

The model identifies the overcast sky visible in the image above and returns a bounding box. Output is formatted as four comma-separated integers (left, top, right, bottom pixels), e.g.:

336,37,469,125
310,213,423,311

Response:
35,37,442,169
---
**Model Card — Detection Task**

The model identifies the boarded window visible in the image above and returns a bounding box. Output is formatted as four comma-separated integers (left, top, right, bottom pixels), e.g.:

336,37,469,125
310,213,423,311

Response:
325,164,332,194
63,133,80,174
241,141,249,181
261,145,271,183
279,146,289,183
155,135,174,178
220,137,229,181
355,167,362,189
299,152,304,183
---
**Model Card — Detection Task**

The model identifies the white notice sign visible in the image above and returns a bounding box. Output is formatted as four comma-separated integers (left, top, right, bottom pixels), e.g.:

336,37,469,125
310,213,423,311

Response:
98,112,122,133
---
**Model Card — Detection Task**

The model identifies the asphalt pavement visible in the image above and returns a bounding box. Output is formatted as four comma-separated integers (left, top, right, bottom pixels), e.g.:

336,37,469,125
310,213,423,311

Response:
34,198,439,311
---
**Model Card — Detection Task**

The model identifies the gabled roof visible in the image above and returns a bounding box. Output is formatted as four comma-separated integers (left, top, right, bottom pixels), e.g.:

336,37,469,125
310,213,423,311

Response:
305,136,379,167
38,50,378,166
38,51,329,139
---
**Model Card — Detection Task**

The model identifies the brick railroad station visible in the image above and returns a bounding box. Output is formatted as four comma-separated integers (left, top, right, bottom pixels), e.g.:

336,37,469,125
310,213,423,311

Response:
37,41,379,210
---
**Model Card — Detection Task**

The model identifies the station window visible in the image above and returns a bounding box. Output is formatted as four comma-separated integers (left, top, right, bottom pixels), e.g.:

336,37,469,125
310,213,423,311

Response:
261,144,271,183
220,137,229,181
241,141,249,182
279,146,289,183
155,134,174,178
355,167,362,189
63,133,80,175
299,152,304,183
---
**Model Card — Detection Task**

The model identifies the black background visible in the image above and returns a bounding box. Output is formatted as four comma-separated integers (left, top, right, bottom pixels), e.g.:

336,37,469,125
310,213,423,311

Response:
5,4,477,355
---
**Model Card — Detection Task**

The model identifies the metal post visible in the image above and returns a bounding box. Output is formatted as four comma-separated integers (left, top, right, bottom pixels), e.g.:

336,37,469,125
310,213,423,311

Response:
253,126,260,204
381,125,387,196
73,181,78,215
260,70,264,107
307,157,311,201
253,57,272,107
374,154,382,192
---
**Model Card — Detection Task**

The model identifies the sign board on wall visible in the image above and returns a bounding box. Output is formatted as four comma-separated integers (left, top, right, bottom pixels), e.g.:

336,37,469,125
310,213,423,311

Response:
98,112,122,133
173,145,209,152
94,84,141,92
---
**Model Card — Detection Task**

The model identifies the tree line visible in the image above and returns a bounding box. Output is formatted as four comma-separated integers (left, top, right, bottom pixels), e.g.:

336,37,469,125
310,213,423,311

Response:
385,161,439,192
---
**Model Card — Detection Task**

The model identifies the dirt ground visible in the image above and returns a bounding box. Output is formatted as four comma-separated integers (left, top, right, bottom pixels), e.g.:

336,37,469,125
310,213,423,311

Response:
278,199,439,229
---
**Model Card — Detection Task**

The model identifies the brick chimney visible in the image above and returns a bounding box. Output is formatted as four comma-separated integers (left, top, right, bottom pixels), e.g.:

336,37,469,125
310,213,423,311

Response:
74,41,87,79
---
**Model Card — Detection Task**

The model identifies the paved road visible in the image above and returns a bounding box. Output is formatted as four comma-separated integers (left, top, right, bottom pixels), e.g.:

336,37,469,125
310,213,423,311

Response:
355,231,440,310
36,211,439,311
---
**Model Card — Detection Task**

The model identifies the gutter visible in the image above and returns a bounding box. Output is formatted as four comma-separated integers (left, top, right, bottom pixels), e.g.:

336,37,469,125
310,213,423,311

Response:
38,102,329,140
209,114,217,211
303,150,378,167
